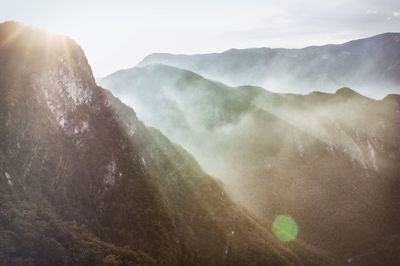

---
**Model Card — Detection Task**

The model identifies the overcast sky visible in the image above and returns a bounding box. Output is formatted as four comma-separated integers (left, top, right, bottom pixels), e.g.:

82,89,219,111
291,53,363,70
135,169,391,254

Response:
1,0,399,77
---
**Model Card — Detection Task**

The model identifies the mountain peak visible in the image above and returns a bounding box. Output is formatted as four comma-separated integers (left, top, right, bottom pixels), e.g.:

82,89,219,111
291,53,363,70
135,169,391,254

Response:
370,32,400,40
335,87,360,97
0,20,22,30
0,21,96,130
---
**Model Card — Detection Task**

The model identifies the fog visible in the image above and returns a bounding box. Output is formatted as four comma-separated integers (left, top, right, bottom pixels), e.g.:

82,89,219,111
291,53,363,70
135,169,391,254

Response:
99,63,400,260
138,32,400,99
2,3,400,264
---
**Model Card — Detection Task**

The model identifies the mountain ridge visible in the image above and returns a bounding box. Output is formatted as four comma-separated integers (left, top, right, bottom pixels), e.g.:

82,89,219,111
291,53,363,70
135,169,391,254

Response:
140,32,400,60
138,32,400,98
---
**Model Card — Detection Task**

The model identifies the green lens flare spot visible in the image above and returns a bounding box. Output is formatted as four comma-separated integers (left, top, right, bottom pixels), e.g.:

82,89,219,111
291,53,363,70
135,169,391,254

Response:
272,215,298,242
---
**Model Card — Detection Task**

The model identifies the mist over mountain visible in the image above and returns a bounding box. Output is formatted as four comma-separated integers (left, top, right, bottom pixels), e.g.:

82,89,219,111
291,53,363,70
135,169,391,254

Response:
138,33,400,99
0,22,338,266
100,63,400,265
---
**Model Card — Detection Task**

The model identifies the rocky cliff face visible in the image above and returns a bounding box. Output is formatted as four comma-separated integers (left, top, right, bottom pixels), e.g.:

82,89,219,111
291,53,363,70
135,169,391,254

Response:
100,63,400,264
0,22,333,266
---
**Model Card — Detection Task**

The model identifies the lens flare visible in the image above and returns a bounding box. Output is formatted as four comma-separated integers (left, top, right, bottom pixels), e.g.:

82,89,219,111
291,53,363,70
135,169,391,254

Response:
272,215,298,242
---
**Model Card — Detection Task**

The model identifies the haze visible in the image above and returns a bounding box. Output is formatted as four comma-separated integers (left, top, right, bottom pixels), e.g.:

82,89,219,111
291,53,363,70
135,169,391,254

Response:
1,0,399,77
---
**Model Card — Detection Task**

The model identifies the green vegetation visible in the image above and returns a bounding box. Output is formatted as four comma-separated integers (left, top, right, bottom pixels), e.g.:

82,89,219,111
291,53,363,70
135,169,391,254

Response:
0,194,155,266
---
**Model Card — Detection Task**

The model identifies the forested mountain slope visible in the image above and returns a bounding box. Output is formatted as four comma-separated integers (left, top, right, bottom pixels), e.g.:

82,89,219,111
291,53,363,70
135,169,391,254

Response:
100,63,400,265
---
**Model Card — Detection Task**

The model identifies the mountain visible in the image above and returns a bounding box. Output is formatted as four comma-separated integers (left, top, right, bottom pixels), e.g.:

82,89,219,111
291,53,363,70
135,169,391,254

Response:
138,33,400,98
0,22,336,266
100,63,400,265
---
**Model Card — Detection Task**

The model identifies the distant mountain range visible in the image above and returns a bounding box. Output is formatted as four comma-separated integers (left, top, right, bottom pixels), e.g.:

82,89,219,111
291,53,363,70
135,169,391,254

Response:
100,63,400,264
138,33,400,98
0,22,335,265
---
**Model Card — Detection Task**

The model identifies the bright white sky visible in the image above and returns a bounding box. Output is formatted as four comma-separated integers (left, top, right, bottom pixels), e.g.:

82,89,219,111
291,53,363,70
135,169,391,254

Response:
1,0,399,77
